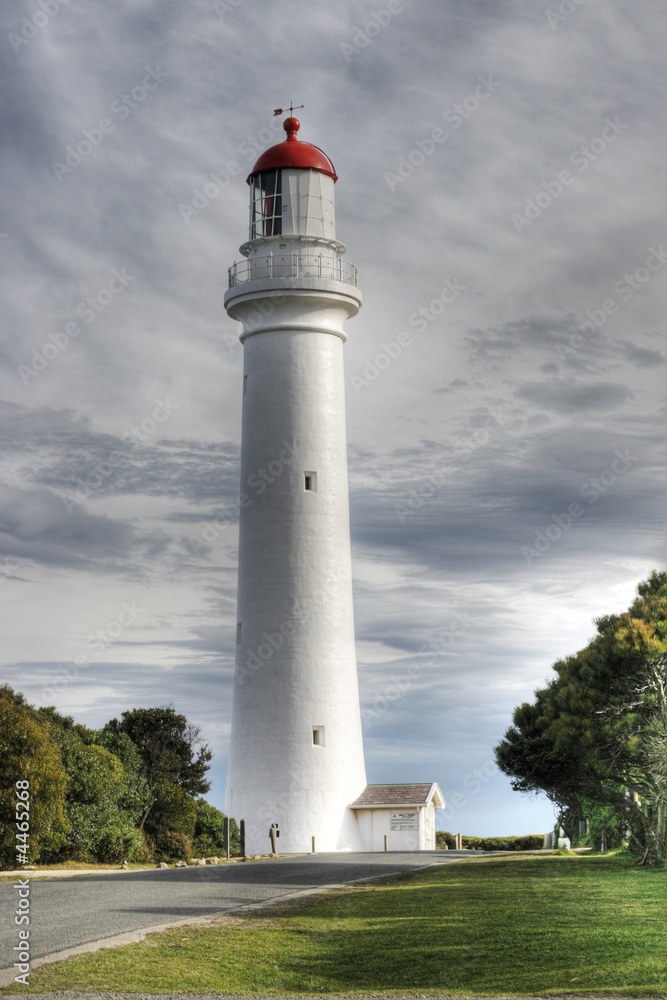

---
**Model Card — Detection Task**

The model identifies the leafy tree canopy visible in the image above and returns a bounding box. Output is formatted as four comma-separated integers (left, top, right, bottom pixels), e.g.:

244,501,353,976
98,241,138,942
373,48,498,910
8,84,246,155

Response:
0,688,70,868
103,705,212,830
495,571,667,865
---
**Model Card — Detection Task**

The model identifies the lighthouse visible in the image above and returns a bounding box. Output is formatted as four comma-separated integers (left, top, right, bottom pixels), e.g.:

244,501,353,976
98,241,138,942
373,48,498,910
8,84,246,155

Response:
223,112,368,853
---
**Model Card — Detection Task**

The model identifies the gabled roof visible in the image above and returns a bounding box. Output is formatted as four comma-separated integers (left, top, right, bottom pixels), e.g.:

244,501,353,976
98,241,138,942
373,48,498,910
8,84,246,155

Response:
350,782,445,809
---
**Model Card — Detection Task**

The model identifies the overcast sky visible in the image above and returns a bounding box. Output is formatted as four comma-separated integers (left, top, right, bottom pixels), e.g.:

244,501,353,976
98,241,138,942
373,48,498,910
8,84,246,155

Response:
1,0,665,838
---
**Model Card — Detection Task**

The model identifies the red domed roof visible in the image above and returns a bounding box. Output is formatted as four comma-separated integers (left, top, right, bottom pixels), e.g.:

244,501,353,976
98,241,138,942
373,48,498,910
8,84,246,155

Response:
247,117,337,184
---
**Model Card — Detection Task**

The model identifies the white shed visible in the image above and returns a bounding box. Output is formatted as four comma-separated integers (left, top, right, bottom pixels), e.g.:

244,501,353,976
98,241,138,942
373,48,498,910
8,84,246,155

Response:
350,783,445,851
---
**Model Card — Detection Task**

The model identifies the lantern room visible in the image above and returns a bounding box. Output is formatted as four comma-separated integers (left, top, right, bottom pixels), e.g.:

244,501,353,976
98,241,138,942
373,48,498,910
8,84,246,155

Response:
245,117,338,245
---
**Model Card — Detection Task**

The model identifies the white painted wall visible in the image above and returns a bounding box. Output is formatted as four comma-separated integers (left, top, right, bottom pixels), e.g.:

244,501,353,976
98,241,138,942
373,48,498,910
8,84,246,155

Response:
354,807,437,851
223,260,366,853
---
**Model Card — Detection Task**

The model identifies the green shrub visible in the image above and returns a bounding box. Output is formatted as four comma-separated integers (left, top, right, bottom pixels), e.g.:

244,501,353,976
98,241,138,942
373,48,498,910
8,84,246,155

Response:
436,830,456,849
96,825,150,864
153,830,192,863
192,797,240,856
461,834,544,851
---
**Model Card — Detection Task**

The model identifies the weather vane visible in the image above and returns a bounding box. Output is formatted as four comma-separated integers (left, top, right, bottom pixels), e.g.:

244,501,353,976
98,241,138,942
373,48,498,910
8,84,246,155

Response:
273,102,305,117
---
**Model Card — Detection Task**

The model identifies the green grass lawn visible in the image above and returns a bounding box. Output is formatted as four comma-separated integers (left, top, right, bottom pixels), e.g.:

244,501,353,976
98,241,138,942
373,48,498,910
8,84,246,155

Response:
4,852,666,996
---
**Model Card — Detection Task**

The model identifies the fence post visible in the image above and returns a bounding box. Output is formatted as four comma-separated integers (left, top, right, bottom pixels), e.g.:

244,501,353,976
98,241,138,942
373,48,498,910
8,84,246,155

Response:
240,818,246,860
223,816,230,859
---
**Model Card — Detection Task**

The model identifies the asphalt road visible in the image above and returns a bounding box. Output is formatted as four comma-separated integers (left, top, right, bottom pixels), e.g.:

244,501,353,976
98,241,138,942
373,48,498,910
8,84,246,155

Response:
0,851,472,973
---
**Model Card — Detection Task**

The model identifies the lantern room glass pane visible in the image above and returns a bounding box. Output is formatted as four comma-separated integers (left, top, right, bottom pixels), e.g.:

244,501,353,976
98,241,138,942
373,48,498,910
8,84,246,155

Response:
250,170,282,238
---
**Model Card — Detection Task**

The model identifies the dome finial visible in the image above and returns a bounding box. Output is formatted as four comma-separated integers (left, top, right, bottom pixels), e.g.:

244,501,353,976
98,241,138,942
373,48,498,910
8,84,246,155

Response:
284,116,300,139
272,103,304,141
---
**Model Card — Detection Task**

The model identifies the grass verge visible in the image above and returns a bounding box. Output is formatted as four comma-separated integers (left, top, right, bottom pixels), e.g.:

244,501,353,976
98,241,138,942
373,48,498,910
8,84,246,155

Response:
3,852,666,996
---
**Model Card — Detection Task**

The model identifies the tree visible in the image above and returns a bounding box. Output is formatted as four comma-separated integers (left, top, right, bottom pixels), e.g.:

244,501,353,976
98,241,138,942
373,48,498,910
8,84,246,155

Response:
0,687,70,868
144,782,197,839
38,708,148,863
495,572,667,865
91,727,152,825
192,797,240,857
103,706,212,832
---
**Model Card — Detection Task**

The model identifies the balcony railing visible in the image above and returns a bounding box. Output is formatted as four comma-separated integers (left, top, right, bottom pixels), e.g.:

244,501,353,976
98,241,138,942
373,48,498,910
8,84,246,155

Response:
228,252,358,288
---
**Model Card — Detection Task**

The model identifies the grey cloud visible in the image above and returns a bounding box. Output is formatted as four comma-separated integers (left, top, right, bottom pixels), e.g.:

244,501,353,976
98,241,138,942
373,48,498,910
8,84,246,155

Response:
515,379,634,412
617,341,666,368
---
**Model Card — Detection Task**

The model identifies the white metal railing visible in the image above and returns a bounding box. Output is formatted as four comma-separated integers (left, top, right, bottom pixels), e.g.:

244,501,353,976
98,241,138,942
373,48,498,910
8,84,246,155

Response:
228,252,358,288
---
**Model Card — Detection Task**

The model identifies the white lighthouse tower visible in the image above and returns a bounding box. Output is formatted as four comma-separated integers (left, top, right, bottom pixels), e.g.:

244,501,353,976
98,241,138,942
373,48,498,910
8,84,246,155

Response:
223,112,367,854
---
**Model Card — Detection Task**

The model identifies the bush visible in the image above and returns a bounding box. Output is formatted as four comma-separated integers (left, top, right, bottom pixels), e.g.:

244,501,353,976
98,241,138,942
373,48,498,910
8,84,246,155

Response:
145,783,197,838
436,831,456,849
96,825,150,864
0,693,70,868
153,830,192,863
461,834,544,851
192,797,240,857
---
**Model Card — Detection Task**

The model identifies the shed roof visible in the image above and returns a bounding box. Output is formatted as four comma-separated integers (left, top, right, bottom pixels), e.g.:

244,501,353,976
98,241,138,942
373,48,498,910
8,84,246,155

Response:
350,782,445,809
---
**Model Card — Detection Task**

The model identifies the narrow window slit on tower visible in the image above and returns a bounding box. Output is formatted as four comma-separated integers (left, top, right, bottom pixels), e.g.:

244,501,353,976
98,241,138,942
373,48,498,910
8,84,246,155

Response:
304,471,317,492
236,623,242,644
243,375,248,396
312,726,325,746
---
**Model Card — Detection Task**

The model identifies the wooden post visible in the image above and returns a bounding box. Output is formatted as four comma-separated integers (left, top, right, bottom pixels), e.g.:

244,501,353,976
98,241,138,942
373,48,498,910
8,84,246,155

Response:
240,818,246,860
384,834,388,852
223,816,230,860
270,823,278,856
311,836,316,854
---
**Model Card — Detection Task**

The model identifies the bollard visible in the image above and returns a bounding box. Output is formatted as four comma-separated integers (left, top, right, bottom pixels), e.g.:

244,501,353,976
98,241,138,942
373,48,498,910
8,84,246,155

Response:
384,834,388,852
223,816,230,860
312,836,316,854
240,818,246,860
